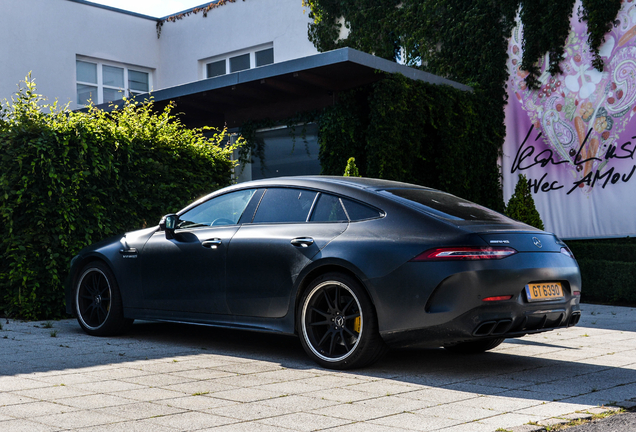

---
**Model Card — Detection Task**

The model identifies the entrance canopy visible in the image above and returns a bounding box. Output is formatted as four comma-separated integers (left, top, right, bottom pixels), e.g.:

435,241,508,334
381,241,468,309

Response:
94,48,471,129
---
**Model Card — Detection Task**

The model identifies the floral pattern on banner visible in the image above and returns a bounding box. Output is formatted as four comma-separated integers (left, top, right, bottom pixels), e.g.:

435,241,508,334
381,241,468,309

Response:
508,0,636,193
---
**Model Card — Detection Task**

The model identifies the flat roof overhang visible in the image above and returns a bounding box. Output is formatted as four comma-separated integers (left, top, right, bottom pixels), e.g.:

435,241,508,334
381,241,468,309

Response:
93,48,471,129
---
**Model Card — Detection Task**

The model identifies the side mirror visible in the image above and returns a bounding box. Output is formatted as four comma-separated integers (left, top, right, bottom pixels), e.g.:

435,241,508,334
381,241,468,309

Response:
160,214,178,240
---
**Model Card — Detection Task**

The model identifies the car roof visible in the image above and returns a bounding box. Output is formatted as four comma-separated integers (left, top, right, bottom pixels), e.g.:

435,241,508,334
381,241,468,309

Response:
234,176,436,192
180,176,439,216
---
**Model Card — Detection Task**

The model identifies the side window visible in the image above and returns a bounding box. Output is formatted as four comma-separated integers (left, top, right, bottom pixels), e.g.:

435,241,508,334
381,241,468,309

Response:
178,189,256,229
341,198,382,221
253,188,317,223
310,193,348,222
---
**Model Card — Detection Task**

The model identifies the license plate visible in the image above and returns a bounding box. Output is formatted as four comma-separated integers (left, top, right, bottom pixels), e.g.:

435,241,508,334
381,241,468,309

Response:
525,282,564,302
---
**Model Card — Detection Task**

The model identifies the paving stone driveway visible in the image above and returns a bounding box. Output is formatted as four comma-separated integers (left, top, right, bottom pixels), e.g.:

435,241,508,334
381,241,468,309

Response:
1,303,635,432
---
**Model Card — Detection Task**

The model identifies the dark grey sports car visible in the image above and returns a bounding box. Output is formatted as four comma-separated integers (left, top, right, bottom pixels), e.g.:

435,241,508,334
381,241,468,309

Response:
66,176,581,369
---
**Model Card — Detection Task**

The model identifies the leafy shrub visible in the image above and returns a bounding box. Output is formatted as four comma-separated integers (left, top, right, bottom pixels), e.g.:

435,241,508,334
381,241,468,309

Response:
343,157,360,177
0,76,239,319
505,174,544,230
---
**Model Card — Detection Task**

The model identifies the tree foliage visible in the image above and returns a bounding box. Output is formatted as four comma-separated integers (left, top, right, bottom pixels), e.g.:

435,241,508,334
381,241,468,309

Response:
343,157,360,177
505,174,545,230
303,0,622,91
0,76,239,319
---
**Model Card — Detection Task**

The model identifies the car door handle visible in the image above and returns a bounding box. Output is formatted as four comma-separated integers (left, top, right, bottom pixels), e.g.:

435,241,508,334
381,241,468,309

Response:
291,237,314,248
202,239,222,248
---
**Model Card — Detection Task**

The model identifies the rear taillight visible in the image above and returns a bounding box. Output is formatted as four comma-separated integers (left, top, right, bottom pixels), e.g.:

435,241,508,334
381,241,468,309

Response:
411,246,518,261
560,247,575,259
555,237,575,259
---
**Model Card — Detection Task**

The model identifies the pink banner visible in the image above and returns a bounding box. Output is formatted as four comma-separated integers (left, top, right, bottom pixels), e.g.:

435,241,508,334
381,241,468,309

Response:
502,0,636,239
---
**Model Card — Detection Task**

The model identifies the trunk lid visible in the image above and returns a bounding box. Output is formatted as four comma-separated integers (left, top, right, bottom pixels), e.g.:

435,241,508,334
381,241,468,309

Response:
476,232,562,253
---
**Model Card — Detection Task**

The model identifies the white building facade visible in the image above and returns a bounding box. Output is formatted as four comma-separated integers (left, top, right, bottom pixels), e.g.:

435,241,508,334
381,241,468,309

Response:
1,0,469,183
0,0,318,109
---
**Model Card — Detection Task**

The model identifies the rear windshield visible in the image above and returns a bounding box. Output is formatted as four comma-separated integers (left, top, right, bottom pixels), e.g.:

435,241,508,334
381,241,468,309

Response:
383,188,510,222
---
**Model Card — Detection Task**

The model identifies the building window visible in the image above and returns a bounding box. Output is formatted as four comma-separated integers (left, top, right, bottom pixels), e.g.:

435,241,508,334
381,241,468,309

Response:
128,70,150,97
229,53,250,73
234,124,321,183
76,58,151,106
204,45,274,79
255,48,274,67
206,60,226,78
76,61,98,106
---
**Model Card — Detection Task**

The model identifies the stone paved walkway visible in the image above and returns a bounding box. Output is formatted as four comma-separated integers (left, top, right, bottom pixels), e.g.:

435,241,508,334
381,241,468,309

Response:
1,303,635,431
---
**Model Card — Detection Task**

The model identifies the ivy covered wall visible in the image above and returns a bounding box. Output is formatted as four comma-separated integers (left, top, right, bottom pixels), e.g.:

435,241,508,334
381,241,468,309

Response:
303,0,622,93
320,75,504,211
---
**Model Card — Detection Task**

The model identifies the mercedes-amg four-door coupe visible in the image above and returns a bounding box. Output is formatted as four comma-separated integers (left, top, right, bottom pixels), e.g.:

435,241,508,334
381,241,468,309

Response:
66,176,581,369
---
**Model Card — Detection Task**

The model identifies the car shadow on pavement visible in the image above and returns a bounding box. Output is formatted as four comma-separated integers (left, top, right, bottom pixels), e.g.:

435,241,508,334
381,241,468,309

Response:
4,317,635,412
131,320,636,408
500,338,574,349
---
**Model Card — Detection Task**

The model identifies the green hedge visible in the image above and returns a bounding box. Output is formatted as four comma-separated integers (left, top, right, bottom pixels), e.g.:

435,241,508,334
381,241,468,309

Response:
567,238,636,305
0,77,239,319
568,239,636,263
576,259,636,305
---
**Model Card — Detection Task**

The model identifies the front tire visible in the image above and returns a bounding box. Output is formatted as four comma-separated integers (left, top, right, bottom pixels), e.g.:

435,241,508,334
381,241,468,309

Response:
298,273,387,369
75,261,132,336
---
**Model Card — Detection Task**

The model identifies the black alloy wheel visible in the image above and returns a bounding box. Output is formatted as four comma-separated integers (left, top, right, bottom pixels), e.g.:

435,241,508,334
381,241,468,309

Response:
75,262,132,336
299,273,387,369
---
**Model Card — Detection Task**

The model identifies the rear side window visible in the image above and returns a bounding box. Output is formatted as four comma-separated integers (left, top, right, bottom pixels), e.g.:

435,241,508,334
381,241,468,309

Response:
384,188,509,222
253,188,317,223
310,194,348,222
341,198,381,221
310,193,381,222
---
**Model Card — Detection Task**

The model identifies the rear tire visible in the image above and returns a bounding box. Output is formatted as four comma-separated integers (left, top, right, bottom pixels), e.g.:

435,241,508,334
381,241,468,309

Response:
298,272,387,369
444,338,505,354
75,261,132,336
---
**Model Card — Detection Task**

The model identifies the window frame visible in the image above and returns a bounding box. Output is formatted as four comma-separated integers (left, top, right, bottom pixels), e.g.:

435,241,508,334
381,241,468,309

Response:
251,188,319,225
245,187,384,225
76,57,152,106
201,44,274,79
176,189,259,230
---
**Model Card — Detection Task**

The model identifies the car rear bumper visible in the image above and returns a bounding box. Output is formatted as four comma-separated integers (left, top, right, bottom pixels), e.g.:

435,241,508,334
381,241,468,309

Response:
379,298,581,348
367,251,582,346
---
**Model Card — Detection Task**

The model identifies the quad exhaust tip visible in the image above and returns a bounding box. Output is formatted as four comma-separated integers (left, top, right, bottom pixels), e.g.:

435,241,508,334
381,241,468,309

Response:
568,311,581,326
473,319,513,336
474,310,581,337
